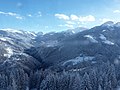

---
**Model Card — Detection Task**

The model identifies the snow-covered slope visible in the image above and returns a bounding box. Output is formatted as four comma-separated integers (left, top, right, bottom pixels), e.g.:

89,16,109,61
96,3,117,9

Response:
84,35,98,43
63,55,94,66
25,21,120,70
0,28,38,62
0,28,36,50
1,21,120,71
0,28,43,73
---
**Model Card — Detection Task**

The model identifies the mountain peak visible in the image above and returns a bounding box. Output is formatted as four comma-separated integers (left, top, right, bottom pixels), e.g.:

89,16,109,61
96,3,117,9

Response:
0,28,23,34
114,22,120,27
67,27,88,34
101,21,114,27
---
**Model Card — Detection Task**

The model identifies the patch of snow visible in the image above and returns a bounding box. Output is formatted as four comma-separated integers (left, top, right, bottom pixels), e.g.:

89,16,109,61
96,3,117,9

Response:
103,40,114,45
0,37,12,42
102,30,106,32
100,34,114,45
63,56,94,65
26,31,37,37
0,37,7,41
19,52,29,56
71,30,75,34
100,34,106,40
84,35,98,43
4,47,13,58
84,35,93,39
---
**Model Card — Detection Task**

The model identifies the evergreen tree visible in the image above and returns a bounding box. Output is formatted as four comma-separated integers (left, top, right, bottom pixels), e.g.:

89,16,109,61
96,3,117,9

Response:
72,73,81,90
98,84,102,90
81,72,92,90
40,73,57,90
89,69,98,90
109,64,117,88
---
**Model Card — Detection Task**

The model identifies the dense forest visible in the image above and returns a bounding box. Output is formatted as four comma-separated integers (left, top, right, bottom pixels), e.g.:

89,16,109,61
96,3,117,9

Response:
0,61,120,90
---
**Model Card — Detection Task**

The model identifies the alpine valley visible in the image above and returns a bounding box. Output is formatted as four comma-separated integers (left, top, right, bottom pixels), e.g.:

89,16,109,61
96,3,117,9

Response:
0,21,120,90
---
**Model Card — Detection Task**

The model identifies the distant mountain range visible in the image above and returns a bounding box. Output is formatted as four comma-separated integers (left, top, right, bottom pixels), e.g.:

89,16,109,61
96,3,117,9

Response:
1,21,120,90
1,21,120,71
0,26,87,71
25,21,120,70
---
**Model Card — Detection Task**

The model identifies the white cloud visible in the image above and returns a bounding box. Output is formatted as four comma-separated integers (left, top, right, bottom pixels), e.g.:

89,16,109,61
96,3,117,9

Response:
0,11,23,20
16,16,23,20
55,14,95,22
99,18,113,23
37,11,42,17
70,14,79,21
0,11,6,15
58,24,74,29
65,24,74,28
27,12,42,18
113,10,120,13
66,21,75,25
55,14,69,20
7,12,17,16
79,15,95,22
56,14,96,29
27,14,32,17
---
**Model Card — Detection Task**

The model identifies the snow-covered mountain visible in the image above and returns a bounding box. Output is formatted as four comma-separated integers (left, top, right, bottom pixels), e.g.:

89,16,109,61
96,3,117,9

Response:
0,28,42,72
0,28,36,51
66,27,88,34
34,27,87,47
0,26,85,60
2,22,120,71
24,21,120,70
0,27,86,72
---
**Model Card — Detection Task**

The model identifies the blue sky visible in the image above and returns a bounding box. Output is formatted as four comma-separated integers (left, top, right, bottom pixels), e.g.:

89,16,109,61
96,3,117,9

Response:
0,0,120,33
